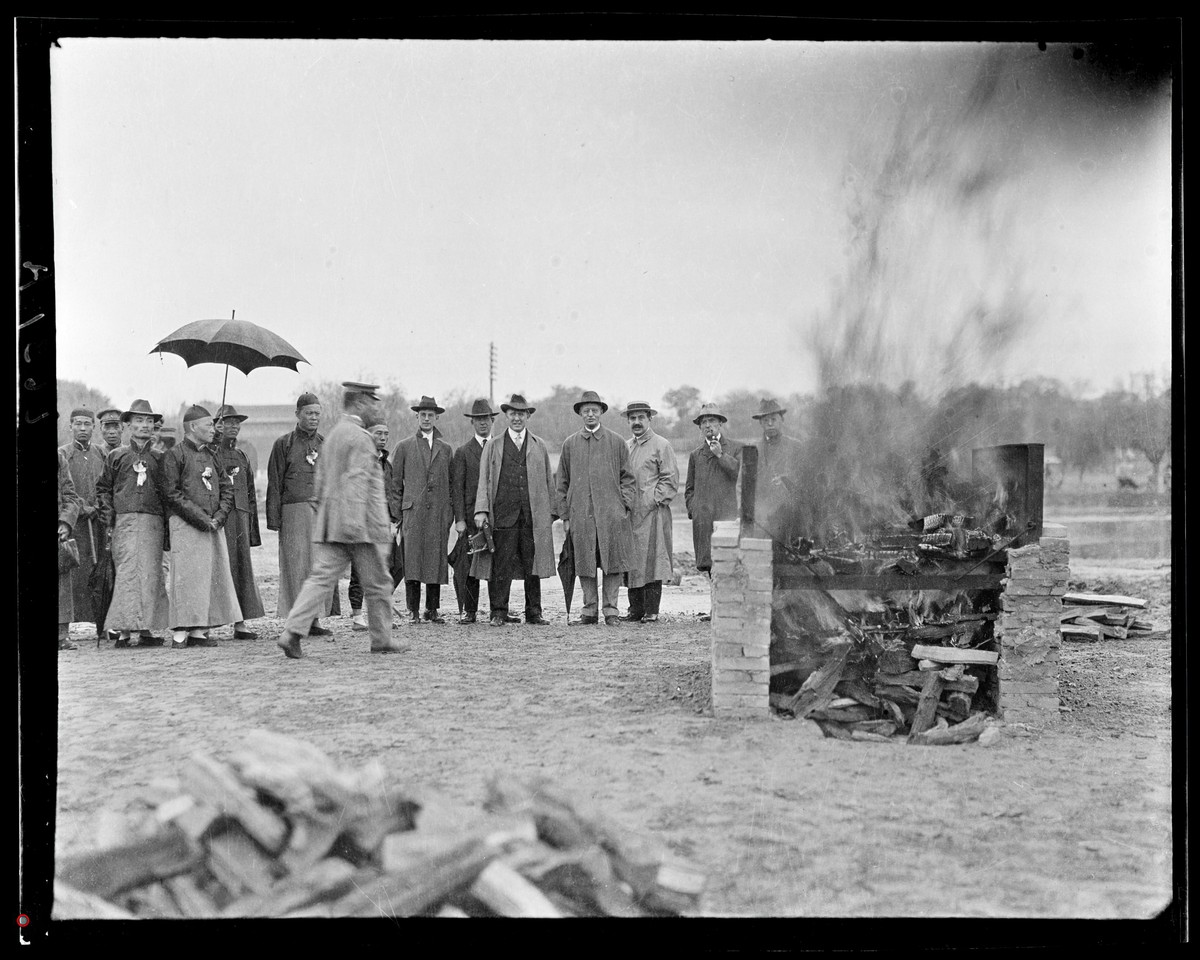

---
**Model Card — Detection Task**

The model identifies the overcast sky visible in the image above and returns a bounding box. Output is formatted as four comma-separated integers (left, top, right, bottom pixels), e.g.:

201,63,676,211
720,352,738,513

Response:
50,39,1173,414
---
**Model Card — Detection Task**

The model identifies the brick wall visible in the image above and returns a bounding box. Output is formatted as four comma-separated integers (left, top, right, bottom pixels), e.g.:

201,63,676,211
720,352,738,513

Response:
709,521,771,718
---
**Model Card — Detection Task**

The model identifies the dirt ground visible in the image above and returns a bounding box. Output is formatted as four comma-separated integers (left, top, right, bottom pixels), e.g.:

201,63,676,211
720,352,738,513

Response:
54,529,1175,919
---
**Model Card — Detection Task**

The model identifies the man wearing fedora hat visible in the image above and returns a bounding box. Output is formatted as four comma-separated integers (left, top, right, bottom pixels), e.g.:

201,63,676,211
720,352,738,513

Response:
752,397,805,546
450,398,499,623
278,383,405,658
267,392,337,636
96,399,170,647
58,407,108,637
471,394,556,626
214,404,266,638
161,405,242,647
621,401,679,623
96,408,126,458
390,396,455,624
556,391,636,625
685,403,744,591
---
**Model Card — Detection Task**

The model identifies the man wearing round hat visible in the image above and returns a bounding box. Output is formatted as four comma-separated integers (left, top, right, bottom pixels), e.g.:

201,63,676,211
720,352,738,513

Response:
555,391,636,626
57,407,108,636
267,392,337,635
213,404,266,638
95,408,126,458
161,405,242,647
450,399,498,623
752,396,805,546
95,399,170,647
621,401,679,623
685,403,744,590
471,394,556,626
390,396,455,624
277,383,405,659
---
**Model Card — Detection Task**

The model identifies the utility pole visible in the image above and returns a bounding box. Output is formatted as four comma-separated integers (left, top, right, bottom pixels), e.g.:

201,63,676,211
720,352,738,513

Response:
489,341,496,406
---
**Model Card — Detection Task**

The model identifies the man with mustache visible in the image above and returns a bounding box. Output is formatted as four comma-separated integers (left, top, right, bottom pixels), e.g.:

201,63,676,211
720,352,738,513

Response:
685,403,743,619
752,397,805,547
621,401,679,623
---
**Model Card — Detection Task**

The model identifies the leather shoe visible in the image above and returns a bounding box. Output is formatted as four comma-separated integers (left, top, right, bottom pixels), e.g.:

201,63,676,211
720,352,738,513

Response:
458,613,477,624
409,612,422,624
642,614,660,623
113,636,132,648
370,640,409,654
525,616,549,625
137,635,165,647
234,629,259,640
277,632,305,659
106,630,121,642
571,616,599,626
423,611,446,625
489,615,507,626
308,623,333,637
619,613,643,622
604,616,619,626
504,614,521,624
187,635,219,648
698,612,711,622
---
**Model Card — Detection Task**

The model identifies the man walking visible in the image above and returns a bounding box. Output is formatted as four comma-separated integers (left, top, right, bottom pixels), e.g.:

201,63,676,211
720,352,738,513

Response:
556,391,636,626
450,399,498,623
471,395,555,626
160,405,242,648
752,397,805,546
349,419,399,629
685,403,743,611
58,407,107,637
96,399,170,647
391,396,454,624
621,401,679,623
277,383,406,659
267,392,336,636
213,404,265,638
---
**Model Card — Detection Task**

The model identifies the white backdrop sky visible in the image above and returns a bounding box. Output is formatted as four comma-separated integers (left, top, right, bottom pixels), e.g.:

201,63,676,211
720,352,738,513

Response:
50,39,1173,413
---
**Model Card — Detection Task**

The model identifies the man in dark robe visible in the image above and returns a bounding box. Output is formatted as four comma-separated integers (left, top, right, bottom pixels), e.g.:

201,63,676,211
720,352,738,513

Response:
349,420,398,629
752,397,805,547
471,395,556,626
450,398,498,623
57,407,107,636
555,391,636,626
213,404,265,638
96,399,169,647
58,448,84,651
391,396,455,624
685,403,743,620
267,392,337,635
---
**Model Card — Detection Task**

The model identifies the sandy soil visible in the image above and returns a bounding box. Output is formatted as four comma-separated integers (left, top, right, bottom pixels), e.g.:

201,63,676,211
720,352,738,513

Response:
54,529,1174,918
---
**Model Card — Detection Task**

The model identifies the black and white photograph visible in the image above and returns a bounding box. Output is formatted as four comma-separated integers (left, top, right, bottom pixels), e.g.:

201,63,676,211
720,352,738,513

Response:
17,17,1181,938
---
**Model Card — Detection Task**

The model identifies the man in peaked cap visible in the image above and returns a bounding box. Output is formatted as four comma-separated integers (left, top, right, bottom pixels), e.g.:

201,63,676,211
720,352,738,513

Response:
58,407,107,637
752,396,805,547
160,405,242,647
390,396,454,624
278,382,405,658
471,394,556,626
96,408,126,458
267,391,338,636
621,401,679,623
684,403,744,597
556,391,636,625
96,399,170,647
450,398,498,623
213,404,265,639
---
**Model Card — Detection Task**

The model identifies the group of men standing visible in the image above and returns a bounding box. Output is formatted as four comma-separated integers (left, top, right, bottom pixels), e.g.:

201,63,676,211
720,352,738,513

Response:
56,386,807,655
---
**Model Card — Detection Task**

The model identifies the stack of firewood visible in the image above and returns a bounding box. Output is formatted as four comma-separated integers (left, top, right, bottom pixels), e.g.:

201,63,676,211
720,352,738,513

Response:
1060,592,1154,642
54,731,706,919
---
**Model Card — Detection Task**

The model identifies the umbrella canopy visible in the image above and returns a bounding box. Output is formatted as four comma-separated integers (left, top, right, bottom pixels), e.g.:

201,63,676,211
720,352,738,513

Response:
150,318,308,376
557,535,576,617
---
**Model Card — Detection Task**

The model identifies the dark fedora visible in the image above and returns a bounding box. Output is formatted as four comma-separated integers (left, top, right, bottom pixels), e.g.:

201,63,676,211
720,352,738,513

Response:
97,408,124,424
500,394,536,414
692,403,727,425
464,398,501,418
621,400,658,418
121,399,164,424
573,390,609,415
751,397,788,420
342,381,381,401
213,404,248,422
411,395,446,414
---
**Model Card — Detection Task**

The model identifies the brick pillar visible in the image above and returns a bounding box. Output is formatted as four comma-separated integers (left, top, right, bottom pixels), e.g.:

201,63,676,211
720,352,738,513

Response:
996,522,1069,723
709,520,771,719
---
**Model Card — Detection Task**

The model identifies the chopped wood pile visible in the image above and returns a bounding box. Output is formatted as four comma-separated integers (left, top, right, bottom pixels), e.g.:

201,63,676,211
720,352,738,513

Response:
770,593,999,746
54,730,706,919
1060,591,1155,641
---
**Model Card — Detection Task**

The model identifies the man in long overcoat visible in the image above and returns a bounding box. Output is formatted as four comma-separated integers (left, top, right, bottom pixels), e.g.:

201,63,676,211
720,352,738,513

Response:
96,399,170,647
58,407,107,635
684,403,743,585
160,405,242,647
752,397,805,546
556,391,636,626
621,401,679,623
213,404,265,638
58,447,84,650
348,419,399,629
390,396,454,624
277,383,405,659
266,392,337,634
450,398,498,623
471,394,556,626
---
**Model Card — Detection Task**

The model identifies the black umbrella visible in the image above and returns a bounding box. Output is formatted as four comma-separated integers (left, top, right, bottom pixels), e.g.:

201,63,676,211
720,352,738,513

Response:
448,532,469,614
88,522,116,643
557,534,576,617
150,312,308,408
